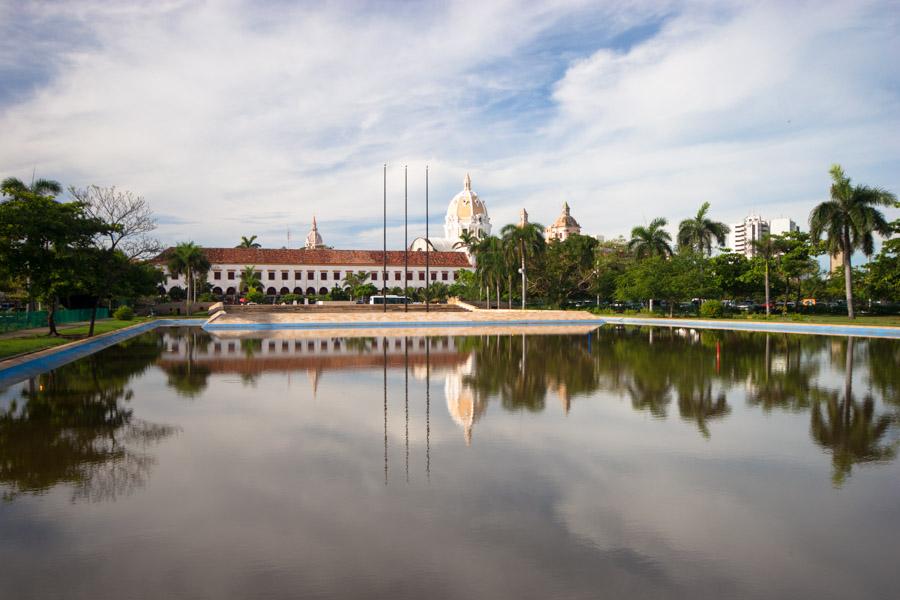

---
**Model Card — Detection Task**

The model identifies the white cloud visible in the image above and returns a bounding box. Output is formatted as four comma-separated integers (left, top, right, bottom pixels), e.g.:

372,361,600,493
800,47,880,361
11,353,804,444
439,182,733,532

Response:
0,0,897,249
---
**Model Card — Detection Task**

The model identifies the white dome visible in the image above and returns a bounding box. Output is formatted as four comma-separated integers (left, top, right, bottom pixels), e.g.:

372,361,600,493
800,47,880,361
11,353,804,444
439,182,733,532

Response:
444,173,491,240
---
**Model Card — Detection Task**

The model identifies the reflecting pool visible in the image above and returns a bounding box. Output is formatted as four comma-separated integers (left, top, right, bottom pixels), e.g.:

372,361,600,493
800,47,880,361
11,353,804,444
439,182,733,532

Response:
1,326,899,599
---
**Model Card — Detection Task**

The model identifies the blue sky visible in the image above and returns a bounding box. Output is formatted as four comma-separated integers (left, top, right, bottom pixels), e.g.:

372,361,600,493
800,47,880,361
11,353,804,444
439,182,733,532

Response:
1,0,898,250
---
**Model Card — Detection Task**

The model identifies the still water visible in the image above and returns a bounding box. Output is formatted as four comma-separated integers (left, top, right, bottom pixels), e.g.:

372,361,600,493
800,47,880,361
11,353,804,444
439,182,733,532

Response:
1,326,898,599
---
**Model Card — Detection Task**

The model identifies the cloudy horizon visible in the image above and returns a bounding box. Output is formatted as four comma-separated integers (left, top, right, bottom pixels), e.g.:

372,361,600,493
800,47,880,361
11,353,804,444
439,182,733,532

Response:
2,0,898,251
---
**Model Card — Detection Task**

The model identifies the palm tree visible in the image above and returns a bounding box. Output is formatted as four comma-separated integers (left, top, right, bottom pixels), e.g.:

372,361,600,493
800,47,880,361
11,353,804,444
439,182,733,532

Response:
239,265,261,293
343,270,371,300
166,242,210,314
1,176,62,199
500,222,545,309
236,235,261,248
751,234,781,316
452,230,478,252
809,165,895,318
628,218,673,259
475,236,505,308
677,202,730,255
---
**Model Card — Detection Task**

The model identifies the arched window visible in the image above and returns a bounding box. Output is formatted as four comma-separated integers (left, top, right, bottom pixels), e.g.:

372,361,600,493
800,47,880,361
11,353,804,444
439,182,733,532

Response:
306,287,316,296
266,287,277,295
279,287,290,295
318,287,328,295
226,287,236,295
212,287,223,295
293,287,302,294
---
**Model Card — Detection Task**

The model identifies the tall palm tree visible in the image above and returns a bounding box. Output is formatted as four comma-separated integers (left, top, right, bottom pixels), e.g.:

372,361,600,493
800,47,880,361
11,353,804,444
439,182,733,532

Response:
1,176,62,199
751,234,781,316
501,221,545,309
475,236,505,308
236,235,261,248
809,165,895,319
677,202,730,255
628,218,673,259
343,270,370,300
239,265,261,293
167,242,210,313
452,230,478,252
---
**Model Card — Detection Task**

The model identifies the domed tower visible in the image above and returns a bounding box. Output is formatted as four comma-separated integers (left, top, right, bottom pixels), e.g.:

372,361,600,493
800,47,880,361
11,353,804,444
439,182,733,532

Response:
545,202,581,242
445,173,491,241
304,216,325,249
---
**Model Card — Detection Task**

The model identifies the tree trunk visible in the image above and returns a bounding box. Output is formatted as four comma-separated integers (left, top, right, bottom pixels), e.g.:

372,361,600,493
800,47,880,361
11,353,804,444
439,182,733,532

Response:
668,299,674,318
47,297,59,336
843,232,854,319
649,298,654,313
496,282,500,310
508,274,512,309
88,297,99,337
520,241,526,310
764,261,770,316
186,266,193,316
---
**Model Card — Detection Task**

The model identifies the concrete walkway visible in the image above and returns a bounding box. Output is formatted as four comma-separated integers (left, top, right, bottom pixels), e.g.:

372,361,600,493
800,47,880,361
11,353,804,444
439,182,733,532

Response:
608,316,900,339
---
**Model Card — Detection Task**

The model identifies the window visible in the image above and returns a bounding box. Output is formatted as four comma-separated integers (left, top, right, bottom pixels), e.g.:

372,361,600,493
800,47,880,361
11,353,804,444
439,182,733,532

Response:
281,271,288,280
418,272,425,281
406,272,412,281
213,271,221,280
333,271,340,280
372,271,378,281
394,272,401,281
268,271,275,281
294,271,301,280
441,271,448,281
307,271,314,279
227,271,235,280
430,272,436,281
320,271,328,280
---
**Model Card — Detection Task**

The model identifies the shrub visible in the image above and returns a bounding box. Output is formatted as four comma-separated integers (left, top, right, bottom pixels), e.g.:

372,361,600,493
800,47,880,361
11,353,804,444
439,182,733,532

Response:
281,293,301,303
113,305,135,320
168,286,185,301
198,292,216,302
699,300,725,319
246,289,264,303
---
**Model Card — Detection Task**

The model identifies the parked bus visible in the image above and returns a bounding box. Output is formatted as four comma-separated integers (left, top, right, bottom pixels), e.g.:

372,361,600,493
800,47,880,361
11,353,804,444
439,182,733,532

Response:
369,295,408,305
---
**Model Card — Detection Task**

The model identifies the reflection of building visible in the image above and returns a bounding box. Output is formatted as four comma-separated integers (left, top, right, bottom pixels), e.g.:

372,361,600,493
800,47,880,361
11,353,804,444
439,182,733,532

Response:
545,202,581,242
443,355,486,446
410,173,491,254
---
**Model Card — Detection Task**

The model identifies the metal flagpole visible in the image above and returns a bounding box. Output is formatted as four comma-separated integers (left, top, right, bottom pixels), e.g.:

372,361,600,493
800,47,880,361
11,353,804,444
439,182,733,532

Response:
404,165,408,313
425,165,430,312
382,163,387,313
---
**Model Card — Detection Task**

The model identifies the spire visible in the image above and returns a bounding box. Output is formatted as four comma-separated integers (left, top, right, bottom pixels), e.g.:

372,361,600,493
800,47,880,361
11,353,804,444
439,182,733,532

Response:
519,208,529,227
311,215,318,230
464,173,471,191
563,202,570,215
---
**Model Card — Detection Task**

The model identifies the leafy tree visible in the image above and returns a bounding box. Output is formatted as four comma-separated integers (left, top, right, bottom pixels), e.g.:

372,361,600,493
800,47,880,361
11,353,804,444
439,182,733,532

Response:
237,235,261,248
809,164,895,318
628,217,673,259
708,252,752,300
860,218,900,301
500,220,545,308
448,269,478,300
541,234,598,305
677,202,730,255
343,271,372,300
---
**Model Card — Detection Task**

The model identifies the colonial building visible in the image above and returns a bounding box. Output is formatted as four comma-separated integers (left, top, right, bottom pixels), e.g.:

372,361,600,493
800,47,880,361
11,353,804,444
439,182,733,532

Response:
545,202,581,242
305,216,326,249
157,247,471,298
410,173,491,253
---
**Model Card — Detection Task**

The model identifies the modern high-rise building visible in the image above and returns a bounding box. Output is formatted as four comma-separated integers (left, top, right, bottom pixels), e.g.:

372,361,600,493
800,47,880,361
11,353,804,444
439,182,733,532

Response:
729,215,769,257
769,217,799,237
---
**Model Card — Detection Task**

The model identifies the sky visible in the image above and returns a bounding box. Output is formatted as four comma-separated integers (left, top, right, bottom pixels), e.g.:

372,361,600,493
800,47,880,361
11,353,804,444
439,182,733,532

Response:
1,0,898,251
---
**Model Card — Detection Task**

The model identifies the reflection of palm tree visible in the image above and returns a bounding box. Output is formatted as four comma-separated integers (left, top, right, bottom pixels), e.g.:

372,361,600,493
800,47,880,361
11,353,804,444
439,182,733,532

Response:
164,329,211,398
810,338,897,486
677,382,730,439
625,377,672,418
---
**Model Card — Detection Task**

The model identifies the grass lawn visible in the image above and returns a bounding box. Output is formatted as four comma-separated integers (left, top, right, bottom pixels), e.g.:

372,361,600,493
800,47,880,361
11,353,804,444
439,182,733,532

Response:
0,318,151,360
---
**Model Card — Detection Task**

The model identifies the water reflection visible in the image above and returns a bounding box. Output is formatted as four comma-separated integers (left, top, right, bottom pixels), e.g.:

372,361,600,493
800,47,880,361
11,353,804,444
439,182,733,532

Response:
0,334,176,502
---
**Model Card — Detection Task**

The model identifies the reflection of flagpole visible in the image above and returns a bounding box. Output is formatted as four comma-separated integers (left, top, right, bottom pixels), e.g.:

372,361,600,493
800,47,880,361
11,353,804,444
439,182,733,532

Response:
383,336,388,485
426,341,430,482
405,336,409,483
404,165,408,313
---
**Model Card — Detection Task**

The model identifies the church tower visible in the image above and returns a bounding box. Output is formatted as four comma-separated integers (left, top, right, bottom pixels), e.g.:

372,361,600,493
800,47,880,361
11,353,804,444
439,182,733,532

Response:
304,216,325,249
444,173,491,241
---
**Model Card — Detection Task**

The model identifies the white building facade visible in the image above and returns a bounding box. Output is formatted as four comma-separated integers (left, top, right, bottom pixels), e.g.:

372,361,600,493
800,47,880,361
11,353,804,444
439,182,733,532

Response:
410,173,490,254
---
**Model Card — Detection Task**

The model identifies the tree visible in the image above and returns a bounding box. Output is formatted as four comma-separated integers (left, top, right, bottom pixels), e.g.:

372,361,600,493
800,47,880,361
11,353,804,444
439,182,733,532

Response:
69,185,161,260
500,221,545,309
1,176,62,198
751,234,782,316
474,236,506,308
809,164,895,318
237,235,261,248
453,230,478,252
166,243,210,314
343,271,372,300
0,179,107,334
677,202,730,256
542,234,599,306
628,217,673,259
708,252,752,300
862,218,900,301
239,265,261,294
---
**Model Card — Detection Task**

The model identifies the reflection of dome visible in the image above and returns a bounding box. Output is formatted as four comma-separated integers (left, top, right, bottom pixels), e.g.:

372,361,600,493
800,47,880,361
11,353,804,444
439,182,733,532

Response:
305,216,325,249
444,355,486,445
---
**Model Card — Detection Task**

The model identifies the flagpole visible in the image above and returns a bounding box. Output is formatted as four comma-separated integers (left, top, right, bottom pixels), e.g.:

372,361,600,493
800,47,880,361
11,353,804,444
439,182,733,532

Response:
425,165,430,313
404,165,408,313
382,163,387,313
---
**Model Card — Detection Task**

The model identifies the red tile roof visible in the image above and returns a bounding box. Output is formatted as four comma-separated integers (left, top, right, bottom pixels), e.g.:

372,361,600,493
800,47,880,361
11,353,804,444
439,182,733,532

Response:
154,247,471,268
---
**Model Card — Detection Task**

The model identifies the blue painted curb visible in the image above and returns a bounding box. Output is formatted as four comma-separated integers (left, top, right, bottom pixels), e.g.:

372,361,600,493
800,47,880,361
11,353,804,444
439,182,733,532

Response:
608,317,900,339
202,319,606,331
0,319,201,389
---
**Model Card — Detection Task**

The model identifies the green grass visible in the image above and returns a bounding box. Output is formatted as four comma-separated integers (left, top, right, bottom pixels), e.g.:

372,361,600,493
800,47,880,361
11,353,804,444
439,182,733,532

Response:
0,318,151,359
591,309,900,327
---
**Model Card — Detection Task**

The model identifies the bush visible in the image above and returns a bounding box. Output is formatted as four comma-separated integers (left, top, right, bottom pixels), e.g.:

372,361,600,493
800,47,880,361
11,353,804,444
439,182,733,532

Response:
113,305,135,320
168,286,185,301
246,289,264,303
198,292,216,302
281,294,301,303
699,300,725,319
